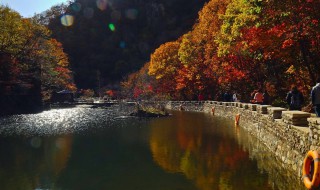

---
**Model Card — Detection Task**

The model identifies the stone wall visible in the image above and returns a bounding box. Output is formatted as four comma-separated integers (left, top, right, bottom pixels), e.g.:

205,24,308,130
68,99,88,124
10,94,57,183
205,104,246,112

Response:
165,101,320,179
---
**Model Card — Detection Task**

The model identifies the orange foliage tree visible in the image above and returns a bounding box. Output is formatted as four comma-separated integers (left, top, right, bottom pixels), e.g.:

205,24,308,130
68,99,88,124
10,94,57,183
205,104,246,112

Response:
121,62,157,100
148,41,182,99
175,0,231,99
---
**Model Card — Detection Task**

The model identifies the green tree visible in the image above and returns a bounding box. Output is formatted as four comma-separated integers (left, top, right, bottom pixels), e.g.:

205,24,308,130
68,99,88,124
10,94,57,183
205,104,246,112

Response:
0,6,26,55
216,0,261,56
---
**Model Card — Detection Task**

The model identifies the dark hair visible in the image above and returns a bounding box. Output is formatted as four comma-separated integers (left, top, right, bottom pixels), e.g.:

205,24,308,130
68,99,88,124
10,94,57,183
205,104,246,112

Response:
317,77,320,83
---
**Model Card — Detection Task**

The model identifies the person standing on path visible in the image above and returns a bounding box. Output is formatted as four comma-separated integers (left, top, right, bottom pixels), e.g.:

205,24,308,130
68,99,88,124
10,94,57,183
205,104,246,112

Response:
253,89,264,104
286,86,304,110
311,77,320,116
223,91,232,102
232,91,239,102
263,89,270,105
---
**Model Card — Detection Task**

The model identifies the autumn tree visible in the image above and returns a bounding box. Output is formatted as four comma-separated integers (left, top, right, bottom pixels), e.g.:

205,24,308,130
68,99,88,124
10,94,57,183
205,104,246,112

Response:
260,0,320,96
35,38,76,99
0,5,76,105
173,0,232,99
149,41,182,99
17,18,76,100
176,32,209,99
207,0,279,100
0,6,25,84
121,71,139,100
121,62,156,100
215,0,261,56
0,7,26,55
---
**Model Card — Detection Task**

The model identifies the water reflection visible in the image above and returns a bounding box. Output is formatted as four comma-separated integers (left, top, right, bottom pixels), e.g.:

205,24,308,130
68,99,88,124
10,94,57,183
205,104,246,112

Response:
149,111,305,190
234,123,305,190
0,135,72,189
0,108,306,189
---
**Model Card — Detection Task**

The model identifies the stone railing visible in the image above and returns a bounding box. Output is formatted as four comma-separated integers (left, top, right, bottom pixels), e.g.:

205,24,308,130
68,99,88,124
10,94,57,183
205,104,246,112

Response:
165,100,319,178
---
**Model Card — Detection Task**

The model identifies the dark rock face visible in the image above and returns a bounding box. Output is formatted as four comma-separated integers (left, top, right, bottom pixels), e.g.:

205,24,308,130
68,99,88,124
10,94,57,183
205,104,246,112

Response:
46,0,208,89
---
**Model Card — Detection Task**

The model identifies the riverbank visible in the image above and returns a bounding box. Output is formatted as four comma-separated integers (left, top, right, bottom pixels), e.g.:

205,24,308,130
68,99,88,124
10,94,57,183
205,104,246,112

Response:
165,101,320,180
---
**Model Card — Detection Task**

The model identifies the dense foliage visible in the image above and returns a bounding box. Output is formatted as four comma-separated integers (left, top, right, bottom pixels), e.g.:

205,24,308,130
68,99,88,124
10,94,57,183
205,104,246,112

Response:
122,0,320,103
0,6,75,102
2,0,320,105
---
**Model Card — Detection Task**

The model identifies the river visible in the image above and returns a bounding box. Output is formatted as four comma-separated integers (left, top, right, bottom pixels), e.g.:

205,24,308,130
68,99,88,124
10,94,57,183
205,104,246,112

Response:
0,106,306,190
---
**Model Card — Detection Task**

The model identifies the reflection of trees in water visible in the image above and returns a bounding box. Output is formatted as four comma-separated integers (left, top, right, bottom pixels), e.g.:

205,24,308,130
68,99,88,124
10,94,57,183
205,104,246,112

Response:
234,126,306,190
0,135,73,189
149,112,271,190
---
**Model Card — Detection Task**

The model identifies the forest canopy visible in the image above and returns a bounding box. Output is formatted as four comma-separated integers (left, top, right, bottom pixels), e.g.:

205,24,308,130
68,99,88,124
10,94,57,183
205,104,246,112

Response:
0,6,75,100
2,0,320,107
122,0,320,104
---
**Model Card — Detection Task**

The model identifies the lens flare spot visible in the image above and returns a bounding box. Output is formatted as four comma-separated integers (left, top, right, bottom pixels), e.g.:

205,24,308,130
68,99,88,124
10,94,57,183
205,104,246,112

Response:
120,41,126,48
125,9,138,20
96,0,108,10
83,7,94,19
71,2,82,12
31,137,42,148
108,23,116,32
55,138,67,149
60,15,74,26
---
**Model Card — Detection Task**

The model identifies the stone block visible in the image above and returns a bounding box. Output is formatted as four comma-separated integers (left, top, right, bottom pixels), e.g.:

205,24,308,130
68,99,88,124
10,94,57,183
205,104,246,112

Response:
282,111,311,118
248,103,257,111
222,102,230,106
282,111,311,126
242,103,249,109
257,105,272,114
268,107,287,119
283,119,308,126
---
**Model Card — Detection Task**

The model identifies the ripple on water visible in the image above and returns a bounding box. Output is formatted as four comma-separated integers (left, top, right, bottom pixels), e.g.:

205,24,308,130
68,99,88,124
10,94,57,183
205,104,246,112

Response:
0,106,140,136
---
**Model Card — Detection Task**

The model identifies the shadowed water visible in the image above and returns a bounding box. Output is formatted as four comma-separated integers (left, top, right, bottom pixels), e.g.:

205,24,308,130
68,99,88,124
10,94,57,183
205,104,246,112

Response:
0,107,306,190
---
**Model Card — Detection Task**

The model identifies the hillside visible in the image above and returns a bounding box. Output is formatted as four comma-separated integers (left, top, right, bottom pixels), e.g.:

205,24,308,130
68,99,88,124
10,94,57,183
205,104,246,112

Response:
44,0,208,90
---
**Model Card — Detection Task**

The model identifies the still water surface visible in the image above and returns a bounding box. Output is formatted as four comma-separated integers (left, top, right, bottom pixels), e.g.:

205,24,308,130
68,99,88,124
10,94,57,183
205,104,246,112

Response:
0,107,306,190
